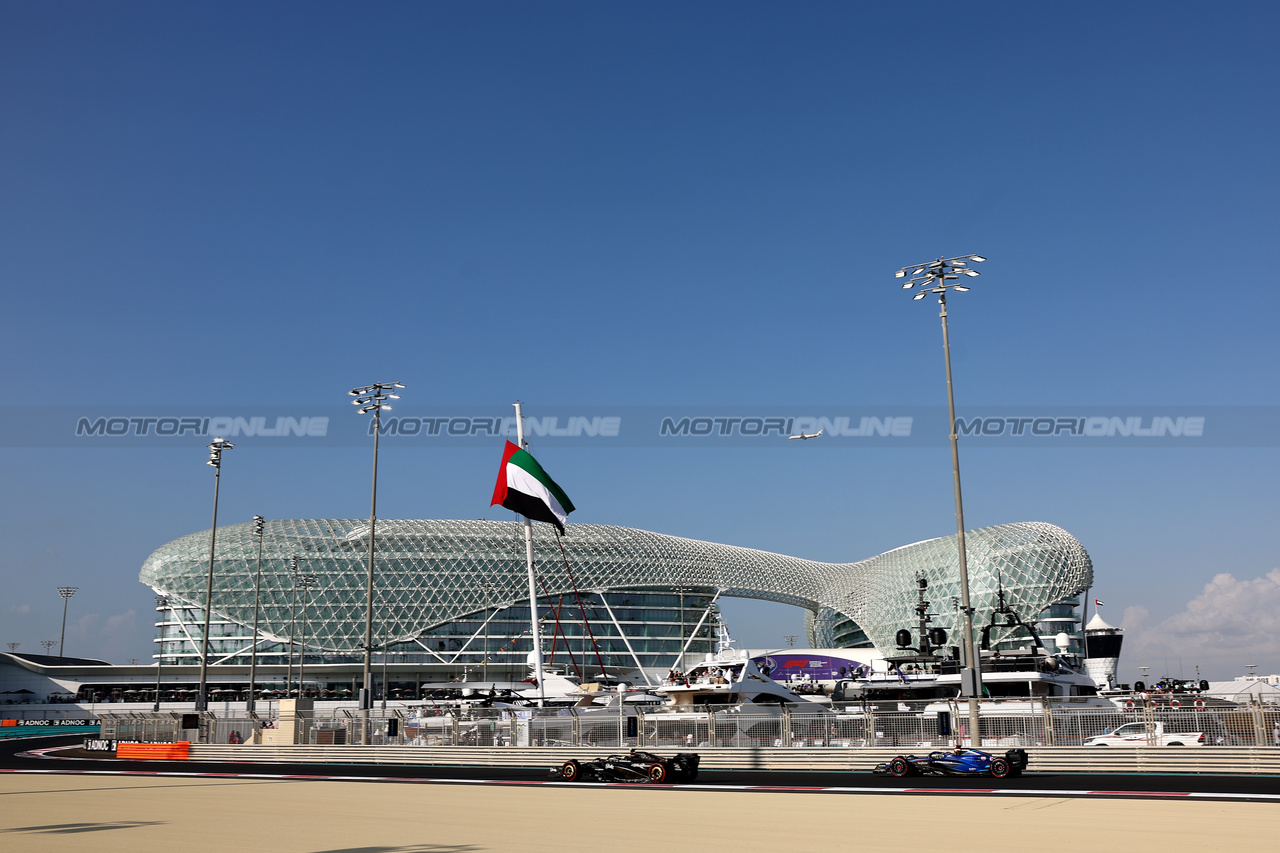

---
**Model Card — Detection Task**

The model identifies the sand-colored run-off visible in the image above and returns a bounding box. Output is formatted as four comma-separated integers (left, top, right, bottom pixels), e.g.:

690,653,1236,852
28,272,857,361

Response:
0,775,1275,853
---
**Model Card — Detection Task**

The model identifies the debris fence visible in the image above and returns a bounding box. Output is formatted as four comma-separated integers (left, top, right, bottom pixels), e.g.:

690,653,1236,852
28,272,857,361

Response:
97,698,1280,748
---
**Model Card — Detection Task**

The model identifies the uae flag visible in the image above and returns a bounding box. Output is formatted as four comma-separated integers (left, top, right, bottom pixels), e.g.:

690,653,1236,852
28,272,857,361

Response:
490,441,576,534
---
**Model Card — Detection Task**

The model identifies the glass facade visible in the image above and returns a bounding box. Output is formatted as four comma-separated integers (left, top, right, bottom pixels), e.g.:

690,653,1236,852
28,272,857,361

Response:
153,587,722,673
140,518,1092,666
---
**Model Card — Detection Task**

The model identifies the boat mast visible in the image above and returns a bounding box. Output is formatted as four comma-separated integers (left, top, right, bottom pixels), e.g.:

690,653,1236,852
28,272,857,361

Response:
514,401,546,706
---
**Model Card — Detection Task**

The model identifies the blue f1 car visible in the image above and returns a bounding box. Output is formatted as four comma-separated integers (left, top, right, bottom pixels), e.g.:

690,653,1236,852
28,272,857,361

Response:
874,747,1027,779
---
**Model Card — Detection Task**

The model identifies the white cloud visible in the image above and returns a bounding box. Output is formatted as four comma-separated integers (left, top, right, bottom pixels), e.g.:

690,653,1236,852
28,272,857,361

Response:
104,610,137,636
1121,605,1148,631
7,603,30,615
1126,568,1280,680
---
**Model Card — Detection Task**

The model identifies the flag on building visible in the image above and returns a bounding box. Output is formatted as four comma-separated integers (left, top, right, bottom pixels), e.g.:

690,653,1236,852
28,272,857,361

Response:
491,441,576,534
1094,599,1105,606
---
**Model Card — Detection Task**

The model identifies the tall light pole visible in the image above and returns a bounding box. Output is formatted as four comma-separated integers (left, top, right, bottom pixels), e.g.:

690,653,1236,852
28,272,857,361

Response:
57,587,78,657
296,572,318,701
286,555,300,698
350,381,403,744
380,630,389,712
153,595,168,711
40,640,57,655
196,437,234,714
247,516,266,715
482,582,499,683
895,253,986,747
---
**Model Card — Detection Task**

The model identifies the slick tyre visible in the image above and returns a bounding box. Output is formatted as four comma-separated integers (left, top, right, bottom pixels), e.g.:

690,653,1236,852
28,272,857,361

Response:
888,757,911,778
990,758,1011,778
560,760,581,781
648,763,669,783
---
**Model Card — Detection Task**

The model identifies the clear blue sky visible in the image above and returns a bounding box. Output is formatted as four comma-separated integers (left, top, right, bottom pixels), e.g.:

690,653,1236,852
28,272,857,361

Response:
2,1,1277,680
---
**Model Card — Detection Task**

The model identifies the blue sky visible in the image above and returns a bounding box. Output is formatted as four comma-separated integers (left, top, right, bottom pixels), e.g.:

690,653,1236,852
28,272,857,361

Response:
1,1,1277,680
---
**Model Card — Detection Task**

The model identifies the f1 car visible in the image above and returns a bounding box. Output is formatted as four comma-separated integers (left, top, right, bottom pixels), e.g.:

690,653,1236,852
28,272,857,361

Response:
873,747,1027,778
553,749,700,783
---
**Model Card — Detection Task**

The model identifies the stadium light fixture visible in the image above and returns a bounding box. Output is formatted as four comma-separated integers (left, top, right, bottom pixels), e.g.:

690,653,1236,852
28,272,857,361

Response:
350,381,404,744
196,438,233,718
153,595,168,711
56,587,78,657
893,254,988,747
296,572,319,702
247,515,266,715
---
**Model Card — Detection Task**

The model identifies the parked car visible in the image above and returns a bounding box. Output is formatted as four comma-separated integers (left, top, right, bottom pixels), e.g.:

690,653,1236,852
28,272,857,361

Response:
1084,721,1204,747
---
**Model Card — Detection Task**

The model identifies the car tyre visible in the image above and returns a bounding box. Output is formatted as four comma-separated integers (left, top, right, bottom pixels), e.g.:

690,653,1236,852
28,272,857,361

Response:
560,759,581,781
990,757,1011,778
648,763,668,783
888,757,911,778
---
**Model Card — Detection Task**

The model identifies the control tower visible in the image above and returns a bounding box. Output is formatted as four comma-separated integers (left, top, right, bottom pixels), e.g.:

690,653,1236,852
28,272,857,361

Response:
1083,611,1124,689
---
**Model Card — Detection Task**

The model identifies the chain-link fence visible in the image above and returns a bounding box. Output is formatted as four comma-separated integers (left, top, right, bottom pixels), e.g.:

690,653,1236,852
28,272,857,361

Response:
99,698,1280,748
98,712,184,743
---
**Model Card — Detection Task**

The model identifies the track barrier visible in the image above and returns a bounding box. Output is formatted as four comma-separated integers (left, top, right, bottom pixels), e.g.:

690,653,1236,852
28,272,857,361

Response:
171,744,1280,776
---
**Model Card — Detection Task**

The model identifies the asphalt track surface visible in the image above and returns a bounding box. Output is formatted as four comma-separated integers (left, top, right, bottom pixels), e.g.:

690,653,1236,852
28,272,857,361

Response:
5,735,1280,802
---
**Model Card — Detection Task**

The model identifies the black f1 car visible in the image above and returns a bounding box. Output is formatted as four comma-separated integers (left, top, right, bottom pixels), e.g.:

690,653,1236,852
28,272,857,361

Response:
553,749,700,783
873,747,1027,779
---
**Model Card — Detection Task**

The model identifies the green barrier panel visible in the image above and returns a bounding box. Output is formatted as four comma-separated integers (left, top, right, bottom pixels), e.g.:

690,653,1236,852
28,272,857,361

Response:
0,725,101,739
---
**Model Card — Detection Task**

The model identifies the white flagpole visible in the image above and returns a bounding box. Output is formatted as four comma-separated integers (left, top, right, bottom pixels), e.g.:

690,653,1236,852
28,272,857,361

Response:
513,401,546,706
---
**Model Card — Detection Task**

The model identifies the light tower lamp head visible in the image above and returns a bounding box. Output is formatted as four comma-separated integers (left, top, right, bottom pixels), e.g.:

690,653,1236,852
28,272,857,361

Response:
352,382,405,416
206,437,234,468
894,254,986,302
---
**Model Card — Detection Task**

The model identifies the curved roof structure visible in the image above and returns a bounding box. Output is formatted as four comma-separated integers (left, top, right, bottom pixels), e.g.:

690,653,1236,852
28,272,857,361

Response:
139,519,1092,654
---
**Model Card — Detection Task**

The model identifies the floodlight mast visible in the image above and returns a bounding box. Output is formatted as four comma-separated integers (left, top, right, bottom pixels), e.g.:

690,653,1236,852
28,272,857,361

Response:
350,381,404,745
894,253,986,747
247,516,265,715
196,437,234,720
56,587,78,657
153,595,167,711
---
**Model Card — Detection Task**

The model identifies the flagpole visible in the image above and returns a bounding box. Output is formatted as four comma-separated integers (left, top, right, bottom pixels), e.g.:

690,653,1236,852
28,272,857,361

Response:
1082,589,1091,663
513,401,546,706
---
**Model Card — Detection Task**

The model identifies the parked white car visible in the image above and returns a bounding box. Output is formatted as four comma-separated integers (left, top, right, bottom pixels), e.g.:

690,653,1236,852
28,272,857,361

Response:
1084,721,1204,747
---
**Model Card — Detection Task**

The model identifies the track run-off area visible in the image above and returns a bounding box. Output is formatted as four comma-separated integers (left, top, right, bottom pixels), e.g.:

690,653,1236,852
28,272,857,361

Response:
3,737,1278,852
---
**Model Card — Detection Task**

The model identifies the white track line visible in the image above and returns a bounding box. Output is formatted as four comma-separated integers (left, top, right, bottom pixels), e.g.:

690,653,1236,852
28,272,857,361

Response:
2,767,1278,802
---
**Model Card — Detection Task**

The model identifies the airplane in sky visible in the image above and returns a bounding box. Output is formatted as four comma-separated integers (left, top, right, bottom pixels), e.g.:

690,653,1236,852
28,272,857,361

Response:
787,428,823,440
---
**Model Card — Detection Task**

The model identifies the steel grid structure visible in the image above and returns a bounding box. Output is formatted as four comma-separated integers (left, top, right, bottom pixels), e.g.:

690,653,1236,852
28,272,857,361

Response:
139,519,1092,656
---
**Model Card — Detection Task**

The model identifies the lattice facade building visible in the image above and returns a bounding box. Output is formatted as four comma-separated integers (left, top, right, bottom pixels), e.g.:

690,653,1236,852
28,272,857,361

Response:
139,519,1092,673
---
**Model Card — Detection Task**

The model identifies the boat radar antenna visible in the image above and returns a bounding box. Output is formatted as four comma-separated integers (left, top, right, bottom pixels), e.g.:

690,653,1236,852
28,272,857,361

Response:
715,621,735,654
980,569,1048,652
893,574,948,659
914,575,936,656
